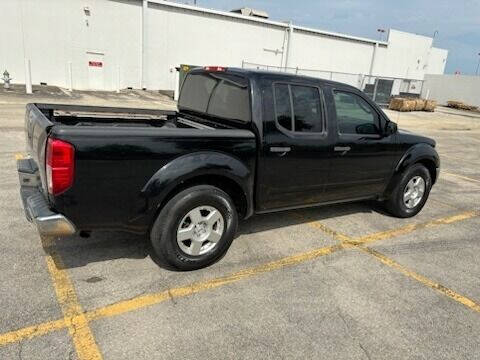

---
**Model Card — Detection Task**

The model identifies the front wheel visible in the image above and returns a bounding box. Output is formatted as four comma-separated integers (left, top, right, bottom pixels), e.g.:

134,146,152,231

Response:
150,185,238,270
385,164,432,218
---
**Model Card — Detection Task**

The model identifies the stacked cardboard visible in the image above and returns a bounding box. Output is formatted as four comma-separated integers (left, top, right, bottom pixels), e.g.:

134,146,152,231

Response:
414,99,426,111
447,101,478,111
389,98,416,112
424,100,437,112
388,97,436,112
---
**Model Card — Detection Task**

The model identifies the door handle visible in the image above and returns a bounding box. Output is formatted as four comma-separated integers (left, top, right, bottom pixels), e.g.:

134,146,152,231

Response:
334,146,351,155
270,146,291,156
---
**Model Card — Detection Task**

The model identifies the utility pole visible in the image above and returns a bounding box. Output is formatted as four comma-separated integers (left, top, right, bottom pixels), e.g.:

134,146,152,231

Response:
476,53,480,76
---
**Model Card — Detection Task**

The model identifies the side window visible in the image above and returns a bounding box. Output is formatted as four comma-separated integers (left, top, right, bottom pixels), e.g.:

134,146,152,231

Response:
333,91,380,135
273,84,323,133
274,84,292,131
291,85,323,132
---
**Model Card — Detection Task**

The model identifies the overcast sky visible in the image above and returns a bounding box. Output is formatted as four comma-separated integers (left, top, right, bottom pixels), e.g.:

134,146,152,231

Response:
189,0,480,75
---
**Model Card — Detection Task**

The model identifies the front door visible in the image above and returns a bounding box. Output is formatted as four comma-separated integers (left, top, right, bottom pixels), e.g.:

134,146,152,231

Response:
257,80,334,211
325,89,397,201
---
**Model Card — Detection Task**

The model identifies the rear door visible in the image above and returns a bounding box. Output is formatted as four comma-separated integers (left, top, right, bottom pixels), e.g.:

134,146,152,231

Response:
324,87,397,201
257,78,334,211
87,52,105,90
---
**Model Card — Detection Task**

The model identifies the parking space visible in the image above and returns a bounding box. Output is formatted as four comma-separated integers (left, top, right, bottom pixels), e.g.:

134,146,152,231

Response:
56,211,338,312
1,90,479,359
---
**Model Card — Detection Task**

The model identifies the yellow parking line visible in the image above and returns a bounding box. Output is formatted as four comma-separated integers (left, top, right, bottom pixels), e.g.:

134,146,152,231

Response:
303,210,480,314
304,220,351,243
351,210,478,245
358,247,480,313
42,237,103,360
442,171,480,185
0,319,66,347
1,209,477,348
0,244,345,347
86,244,346,321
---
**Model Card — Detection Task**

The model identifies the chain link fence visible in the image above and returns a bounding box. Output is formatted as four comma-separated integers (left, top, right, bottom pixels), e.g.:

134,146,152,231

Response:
242,61,424,105
361,75,424,105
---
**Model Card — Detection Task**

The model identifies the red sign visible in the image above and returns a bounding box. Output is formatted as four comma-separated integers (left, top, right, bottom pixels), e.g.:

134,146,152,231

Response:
89,61,103,67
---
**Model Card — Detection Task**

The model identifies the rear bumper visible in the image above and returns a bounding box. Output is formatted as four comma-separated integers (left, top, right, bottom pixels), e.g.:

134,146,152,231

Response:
18,158,76,237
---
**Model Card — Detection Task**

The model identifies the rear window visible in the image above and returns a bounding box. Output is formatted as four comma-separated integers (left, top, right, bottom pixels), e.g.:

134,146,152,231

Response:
178,72,251,122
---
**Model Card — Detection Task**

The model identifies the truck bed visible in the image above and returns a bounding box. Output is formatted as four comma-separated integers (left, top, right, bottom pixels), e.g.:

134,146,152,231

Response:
34,103,204,128
24,103,256,233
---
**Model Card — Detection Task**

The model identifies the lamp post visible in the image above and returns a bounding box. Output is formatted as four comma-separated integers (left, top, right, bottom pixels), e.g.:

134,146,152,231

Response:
432,30,438,45
377,28,386,41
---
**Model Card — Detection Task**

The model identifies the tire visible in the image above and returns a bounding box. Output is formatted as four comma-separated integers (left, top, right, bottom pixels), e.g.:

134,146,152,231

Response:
150,185,238,270
385,164,432,218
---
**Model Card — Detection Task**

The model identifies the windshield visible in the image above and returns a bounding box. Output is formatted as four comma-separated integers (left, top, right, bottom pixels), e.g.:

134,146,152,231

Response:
178,72,251,123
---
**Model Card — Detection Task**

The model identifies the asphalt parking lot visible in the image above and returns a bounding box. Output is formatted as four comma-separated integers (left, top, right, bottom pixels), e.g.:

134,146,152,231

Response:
1,87,479,360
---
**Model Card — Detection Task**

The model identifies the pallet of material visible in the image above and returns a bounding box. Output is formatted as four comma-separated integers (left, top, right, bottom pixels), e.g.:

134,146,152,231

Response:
423,100,437,112
389,98,416,112
447,100,478,111
414,99,426,111
389,97,436,112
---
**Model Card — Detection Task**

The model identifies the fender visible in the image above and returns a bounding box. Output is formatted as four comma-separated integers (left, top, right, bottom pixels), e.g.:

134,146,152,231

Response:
384,143,440,198
141,151,254,219
394,143,440,175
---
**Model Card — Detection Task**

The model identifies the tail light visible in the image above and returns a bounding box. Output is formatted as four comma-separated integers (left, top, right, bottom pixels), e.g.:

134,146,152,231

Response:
46,138,75,195
204,66,226,72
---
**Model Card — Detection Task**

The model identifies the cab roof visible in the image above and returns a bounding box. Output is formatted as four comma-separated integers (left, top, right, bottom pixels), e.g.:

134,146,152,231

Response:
189,67,359,91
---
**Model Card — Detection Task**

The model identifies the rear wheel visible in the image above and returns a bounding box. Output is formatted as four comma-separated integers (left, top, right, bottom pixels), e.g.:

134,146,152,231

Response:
385,164,432,218
150,185,238,270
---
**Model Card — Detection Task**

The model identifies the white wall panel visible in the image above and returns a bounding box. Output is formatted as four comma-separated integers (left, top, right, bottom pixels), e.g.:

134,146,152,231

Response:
289,31,375,75
422,74,480,107
0,0,448,91
145,3,286,90
427,48,448,75
374,30,444,80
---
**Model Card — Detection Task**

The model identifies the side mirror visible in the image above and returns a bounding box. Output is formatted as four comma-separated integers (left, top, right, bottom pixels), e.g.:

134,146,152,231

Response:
385,121,397,136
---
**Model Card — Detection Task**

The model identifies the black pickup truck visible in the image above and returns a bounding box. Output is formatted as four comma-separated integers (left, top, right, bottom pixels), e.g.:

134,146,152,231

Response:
18,67,439,270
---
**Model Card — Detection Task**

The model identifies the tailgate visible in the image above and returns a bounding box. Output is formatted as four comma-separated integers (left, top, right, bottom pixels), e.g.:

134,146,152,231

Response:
25,103,54,193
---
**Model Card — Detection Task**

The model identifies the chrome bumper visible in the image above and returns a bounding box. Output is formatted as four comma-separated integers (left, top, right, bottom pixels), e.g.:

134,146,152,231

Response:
18,158,76,237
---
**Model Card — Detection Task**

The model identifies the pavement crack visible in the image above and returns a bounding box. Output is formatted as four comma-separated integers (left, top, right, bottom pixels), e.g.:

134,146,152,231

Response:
336,307,372,360
167,288,178,305
359,342,372,360
17,340,24,360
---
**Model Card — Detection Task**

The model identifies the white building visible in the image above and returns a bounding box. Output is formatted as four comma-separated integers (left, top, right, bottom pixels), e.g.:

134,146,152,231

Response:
1,0,448,94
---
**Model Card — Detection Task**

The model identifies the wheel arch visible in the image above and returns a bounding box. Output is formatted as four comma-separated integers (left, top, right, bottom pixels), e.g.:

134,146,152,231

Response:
142,151,254,226
384,143,439,198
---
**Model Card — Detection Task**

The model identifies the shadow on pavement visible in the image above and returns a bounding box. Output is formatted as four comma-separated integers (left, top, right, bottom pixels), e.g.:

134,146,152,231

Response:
42,200,382,270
